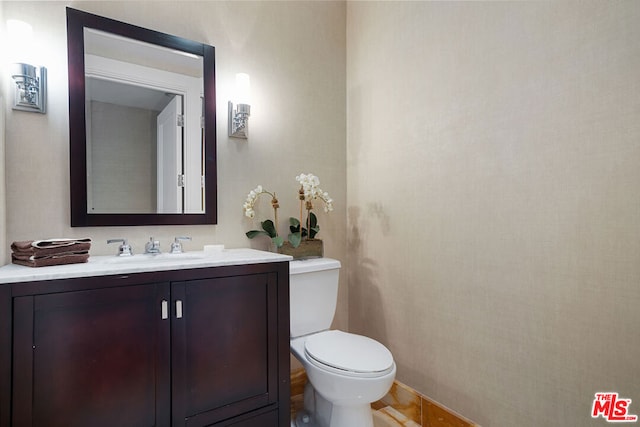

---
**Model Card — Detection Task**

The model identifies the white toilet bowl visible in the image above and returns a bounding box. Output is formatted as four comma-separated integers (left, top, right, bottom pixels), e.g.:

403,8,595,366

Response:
290,331,396,427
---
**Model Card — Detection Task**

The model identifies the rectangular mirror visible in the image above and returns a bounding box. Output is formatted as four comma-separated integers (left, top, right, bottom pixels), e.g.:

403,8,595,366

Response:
67,8,217,226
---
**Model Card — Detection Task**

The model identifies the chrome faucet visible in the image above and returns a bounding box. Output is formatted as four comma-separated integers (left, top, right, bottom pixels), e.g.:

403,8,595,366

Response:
170,236,192,254
145,237,161,254
107,238,133,256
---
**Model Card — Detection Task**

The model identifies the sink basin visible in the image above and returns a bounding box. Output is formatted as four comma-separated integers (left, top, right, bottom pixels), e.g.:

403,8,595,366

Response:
145,252,208,261
96,252,209,265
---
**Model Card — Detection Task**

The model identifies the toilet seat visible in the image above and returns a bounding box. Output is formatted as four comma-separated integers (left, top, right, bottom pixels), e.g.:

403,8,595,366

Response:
304,330,394,378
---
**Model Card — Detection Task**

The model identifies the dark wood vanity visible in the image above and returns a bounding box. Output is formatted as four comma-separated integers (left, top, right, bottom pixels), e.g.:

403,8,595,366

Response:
0,259,290,427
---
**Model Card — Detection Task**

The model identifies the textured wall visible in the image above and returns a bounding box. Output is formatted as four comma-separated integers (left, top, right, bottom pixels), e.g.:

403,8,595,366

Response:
347,2,640,426
0,95,5,264
88,101,156,214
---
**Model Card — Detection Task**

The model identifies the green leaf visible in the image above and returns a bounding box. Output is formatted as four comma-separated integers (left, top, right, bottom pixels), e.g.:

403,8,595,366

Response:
261,220,277,238
307,212,319,239
288,232,302,248
288,217,300,233
308,212,318,228
246,230,269,239
272,236,284,248
289,217,307,237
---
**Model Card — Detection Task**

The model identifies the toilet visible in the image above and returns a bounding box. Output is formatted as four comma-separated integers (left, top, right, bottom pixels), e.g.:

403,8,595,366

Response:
290,258,396,427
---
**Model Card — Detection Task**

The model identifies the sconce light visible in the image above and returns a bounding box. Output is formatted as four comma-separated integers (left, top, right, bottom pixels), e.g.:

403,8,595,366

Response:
11,62,47,113
228,73,251,138
6,19,46,113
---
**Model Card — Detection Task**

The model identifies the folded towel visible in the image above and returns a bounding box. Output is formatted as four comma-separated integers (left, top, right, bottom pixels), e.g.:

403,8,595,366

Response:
11,251,90,268
11,249,89,261
10,238,92,268
11,238,92,258
11,238,92,251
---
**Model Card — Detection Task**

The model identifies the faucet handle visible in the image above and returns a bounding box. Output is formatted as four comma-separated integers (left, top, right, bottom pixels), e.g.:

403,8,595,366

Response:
170,236,192,254
107,238,133,256
145,237,161,254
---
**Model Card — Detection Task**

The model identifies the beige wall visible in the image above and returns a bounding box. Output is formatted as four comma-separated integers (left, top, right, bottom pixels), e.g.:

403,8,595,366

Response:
88,101,157,214
0,94,5,264
1,0,347,329
347,1,640,426
0,0,5,262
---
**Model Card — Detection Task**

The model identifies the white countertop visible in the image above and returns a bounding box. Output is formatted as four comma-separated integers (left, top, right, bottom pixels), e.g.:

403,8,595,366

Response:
0,248,292,284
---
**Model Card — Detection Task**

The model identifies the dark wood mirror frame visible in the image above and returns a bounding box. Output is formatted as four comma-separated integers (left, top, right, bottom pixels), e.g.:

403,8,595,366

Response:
67,7,217,226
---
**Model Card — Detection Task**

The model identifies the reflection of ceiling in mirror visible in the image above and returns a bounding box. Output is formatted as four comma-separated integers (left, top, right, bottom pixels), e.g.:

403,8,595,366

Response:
86,77,175,111
84,28,203,78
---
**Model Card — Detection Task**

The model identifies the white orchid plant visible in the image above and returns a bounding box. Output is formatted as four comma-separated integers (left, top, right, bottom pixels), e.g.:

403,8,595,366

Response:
244,173,334,248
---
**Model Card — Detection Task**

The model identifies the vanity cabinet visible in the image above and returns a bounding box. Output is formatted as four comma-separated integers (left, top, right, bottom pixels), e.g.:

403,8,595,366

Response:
0,261,290,427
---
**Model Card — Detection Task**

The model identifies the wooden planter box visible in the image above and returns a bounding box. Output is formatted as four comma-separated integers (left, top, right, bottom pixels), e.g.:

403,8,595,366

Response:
277,239,323,260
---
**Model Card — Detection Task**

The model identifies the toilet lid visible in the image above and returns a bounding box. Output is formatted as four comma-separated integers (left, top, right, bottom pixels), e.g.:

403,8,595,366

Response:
304,330,394,374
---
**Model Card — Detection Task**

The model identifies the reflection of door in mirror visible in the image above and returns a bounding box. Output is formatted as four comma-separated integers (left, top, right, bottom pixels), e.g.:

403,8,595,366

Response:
157,94,183,214
84,28,204,215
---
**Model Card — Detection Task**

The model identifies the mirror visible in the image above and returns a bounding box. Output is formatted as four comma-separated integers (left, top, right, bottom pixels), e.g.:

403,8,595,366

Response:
67,8,217,226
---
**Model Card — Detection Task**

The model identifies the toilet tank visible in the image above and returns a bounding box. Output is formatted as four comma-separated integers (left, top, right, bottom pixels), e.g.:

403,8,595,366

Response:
289,257,341,338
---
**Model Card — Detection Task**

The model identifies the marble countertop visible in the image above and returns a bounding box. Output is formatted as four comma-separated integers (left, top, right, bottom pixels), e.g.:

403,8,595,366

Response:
0,248,292,284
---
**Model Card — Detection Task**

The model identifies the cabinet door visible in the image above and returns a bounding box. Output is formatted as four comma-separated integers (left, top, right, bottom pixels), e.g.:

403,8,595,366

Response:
12,283,170,427
171,273,279,426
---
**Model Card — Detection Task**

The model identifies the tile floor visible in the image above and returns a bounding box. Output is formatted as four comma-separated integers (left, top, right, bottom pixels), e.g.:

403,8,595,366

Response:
373,406,421,427
290,405,419,427
290,369,478,427
291,393,419,427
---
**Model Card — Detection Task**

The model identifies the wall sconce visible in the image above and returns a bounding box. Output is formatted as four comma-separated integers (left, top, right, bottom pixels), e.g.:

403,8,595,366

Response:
228,73,251,138
11,63,47,113
6,19,46,113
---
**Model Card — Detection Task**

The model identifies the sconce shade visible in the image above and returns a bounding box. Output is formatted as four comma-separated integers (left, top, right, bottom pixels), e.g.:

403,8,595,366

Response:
11,63,46,113
235,73,250,104
228,73,251,139
7,19,33,39
6,20,34,62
